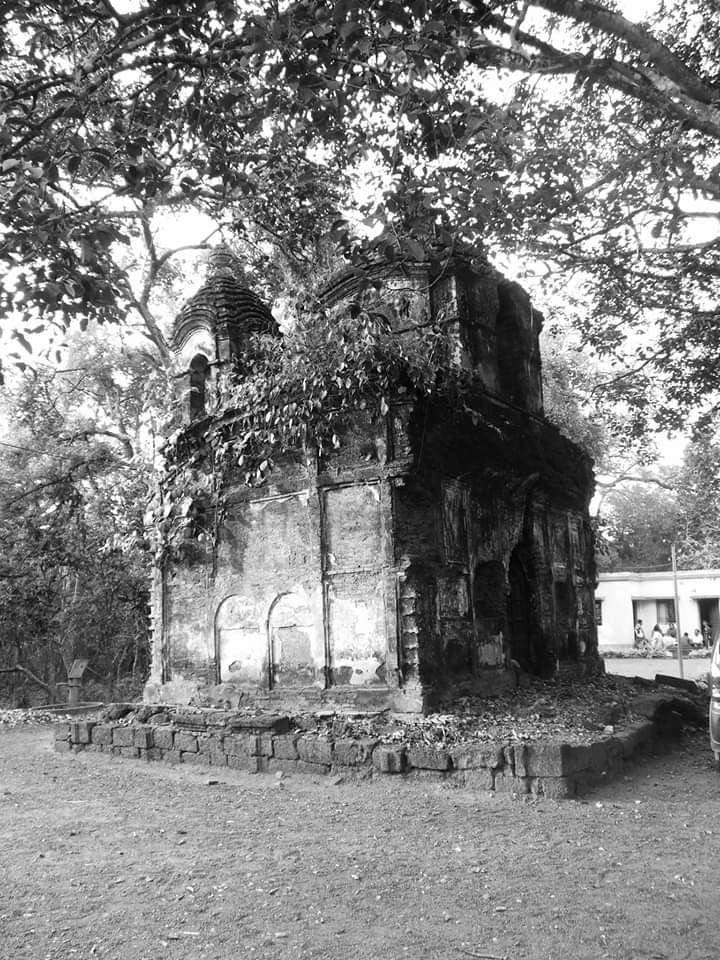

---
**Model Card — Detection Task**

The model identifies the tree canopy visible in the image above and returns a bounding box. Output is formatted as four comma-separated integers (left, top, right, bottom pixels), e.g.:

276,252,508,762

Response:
0,329,159,704
2,0,720,429
595,426,720,572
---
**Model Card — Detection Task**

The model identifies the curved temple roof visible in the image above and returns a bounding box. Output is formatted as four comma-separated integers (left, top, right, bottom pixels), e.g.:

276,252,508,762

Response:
171,252,278,354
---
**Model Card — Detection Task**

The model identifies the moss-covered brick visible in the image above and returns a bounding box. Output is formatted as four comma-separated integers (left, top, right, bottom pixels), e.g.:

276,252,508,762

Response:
54,722,70,742
153,727,174,750
112,726,135,748
181,751,206,765
333,737,377,767
256,732,273,756
449,743,504,771
54,739,72,753
208,749,227,766
297,736,333,765
224,734,252,759
459,767,493,789
272,734,300,760
372,745,406,774
119,746,139,759
133,726,153,750
91,724,113,746
520,742,585,778
175,732,198,753
407,745,451,771
198,733,223,755
492,769,531,794
139,747,163,762
248,756,269,773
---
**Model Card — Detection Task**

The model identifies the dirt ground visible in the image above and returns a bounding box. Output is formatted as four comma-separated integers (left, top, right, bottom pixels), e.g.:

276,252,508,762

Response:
2,723,720,960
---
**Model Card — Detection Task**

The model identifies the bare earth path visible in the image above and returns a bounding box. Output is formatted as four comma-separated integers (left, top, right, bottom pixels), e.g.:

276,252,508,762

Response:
1,723,719,960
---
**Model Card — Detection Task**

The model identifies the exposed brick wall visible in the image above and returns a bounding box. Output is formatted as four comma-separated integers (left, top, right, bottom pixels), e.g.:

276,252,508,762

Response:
55,708,664,799
149,254,598,714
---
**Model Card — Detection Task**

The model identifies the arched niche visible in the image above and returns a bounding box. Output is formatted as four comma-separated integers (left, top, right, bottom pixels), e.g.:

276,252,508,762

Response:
214,595,265,685
189,353,210,419
506,545,542,672
267,592,322,688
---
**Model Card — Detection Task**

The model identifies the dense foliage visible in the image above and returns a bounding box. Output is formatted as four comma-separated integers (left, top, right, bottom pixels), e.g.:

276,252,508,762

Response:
2,1,720,428
3,0,720,696
0,334,161,704
596,428,720,571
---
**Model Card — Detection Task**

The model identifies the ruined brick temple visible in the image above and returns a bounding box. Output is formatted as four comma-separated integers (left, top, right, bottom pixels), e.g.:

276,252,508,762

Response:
145,248,598,713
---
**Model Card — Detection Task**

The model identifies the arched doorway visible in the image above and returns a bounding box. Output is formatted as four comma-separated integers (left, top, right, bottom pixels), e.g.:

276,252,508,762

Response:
473,560,507,667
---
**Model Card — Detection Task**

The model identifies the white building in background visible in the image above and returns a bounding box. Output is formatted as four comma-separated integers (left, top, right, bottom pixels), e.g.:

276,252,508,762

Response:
596,569,720,651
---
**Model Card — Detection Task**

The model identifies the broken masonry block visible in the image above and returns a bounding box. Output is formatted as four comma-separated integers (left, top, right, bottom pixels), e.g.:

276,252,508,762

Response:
332,737,377,767
152,726,174,750
272,734,301,760
112,726,135,748
372,744,406,774
297,735,333,765
91,724,113,746
228,714,291,734
406,745,451,771
449,743,502,771
133,726,153,750
174,732,199,753
207,748,228,767
53,722,71,742
223,734,252,759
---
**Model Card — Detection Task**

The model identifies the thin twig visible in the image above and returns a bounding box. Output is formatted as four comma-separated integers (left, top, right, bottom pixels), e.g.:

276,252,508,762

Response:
456,950,508,960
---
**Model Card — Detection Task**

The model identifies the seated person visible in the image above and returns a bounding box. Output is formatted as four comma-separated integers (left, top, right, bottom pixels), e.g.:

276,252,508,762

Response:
650,624,666,655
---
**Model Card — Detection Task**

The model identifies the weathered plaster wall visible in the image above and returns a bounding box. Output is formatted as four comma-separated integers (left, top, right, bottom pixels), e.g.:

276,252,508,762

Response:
149,464,402,707
148,253,598,713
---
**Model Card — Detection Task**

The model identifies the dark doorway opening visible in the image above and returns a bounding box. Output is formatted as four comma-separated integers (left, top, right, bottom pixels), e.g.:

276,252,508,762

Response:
697,598,720,647
189,354,210,419
507,546,542,672
554,579,578,660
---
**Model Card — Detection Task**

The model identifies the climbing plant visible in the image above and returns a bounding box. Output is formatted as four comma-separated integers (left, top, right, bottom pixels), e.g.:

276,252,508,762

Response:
156,294,457,555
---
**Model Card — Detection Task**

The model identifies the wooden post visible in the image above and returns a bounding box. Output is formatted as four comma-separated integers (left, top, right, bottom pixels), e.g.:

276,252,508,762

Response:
672,542,684,679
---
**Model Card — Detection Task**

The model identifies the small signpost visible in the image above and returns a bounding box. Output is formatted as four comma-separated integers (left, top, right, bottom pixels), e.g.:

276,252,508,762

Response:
63,659,89,706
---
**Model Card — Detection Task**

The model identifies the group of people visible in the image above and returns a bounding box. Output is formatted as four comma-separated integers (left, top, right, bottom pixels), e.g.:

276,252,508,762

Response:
633,619,714,657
